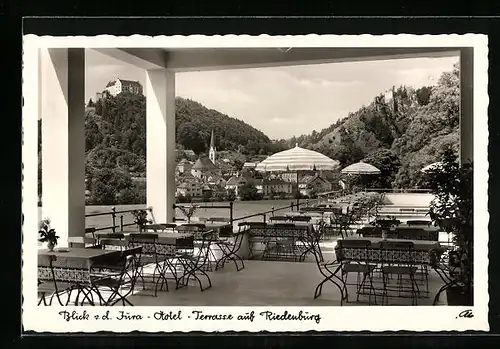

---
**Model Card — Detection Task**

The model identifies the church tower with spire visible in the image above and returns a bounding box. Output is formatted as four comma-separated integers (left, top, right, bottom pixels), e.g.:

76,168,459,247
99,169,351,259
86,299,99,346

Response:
209,129,216,164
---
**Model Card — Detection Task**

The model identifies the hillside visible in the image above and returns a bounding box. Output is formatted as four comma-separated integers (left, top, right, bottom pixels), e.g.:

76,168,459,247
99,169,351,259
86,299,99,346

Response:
176,98,283,155
276,63,460,188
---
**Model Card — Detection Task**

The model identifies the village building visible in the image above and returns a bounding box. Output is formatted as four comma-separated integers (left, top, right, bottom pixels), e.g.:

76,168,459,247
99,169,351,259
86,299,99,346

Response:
242,162,257,170
262,179,293,197
176,181,203,198
225,175,248,198
175,158,193,175
298,174,333,197
190,130,221,180
206,173,226,187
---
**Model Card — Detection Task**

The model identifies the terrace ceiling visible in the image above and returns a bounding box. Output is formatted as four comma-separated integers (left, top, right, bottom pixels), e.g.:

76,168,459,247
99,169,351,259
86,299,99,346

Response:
95,47,461,72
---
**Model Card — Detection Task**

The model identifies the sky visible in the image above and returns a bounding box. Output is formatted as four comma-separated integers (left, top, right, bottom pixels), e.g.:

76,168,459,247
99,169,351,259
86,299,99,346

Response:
85,49,458,140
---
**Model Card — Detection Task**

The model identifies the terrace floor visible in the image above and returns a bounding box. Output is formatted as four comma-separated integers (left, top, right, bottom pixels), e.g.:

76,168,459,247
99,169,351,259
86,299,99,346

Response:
127,247,448,307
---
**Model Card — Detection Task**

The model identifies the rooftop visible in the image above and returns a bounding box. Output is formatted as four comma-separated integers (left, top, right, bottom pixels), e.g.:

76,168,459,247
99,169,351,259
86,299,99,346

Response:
192,156,218,171
106,78,143,88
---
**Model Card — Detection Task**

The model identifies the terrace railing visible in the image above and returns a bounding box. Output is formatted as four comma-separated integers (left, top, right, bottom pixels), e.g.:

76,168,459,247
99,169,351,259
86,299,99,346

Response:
85,206,153,233
173,202,234,224
232,199,310,224
362,188,432,193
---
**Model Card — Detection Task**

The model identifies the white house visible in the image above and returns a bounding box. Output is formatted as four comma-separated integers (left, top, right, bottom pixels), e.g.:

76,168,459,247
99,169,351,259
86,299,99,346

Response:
262,179,293,197
176,181,203,198
299,175,333,197
104,78,143,97
225,175,248,197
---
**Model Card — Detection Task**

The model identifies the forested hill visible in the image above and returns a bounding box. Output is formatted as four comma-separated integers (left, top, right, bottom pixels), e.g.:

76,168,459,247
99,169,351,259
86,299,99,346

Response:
175,97,281,155
275,62,460,188
86,94,280,157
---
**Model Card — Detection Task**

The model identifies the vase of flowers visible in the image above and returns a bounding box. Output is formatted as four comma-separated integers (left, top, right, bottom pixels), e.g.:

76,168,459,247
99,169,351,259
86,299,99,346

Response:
38,218,59,251
178,204,198,223
131,209,152,231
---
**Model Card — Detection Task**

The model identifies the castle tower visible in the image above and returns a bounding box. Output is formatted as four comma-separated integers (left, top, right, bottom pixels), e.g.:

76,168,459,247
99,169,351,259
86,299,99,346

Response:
209,129,216,164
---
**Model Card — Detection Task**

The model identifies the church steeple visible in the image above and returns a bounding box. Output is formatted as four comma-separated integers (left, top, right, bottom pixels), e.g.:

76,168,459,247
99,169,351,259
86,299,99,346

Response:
209,129,216,164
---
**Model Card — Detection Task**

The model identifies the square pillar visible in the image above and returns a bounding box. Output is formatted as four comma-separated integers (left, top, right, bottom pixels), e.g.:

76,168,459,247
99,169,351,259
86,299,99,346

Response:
460,48,474,165
41,48,86,247
146,69,176,223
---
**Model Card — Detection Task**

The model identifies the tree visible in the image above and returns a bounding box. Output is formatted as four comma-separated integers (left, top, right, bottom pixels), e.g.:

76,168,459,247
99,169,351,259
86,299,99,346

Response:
225,188,236,202
202,190,213,202
89,168,134,205
415,86,432,106
239,183,260,201
87,98,95,107
362,149,401,188
177,122,206,154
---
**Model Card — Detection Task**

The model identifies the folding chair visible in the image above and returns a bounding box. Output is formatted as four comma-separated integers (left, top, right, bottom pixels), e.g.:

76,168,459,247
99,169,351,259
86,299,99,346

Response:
38,255,75,306
244,222,268,259
177,223,217,271
262,223,296,260
311,237,345,304
175,231,213,291
215,225,245,271
91,246,142,306
336,239,377,304
380,241,420,305
128,233,170,296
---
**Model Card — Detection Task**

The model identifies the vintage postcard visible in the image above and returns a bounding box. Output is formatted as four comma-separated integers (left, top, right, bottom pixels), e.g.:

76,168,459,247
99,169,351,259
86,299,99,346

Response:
22,33,489,332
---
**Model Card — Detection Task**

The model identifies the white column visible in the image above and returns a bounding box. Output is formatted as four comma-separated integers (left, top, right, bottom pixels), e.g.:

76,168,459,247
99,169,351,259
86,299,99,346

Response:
460,48,474,165
146,69,176,223
41,48,86,247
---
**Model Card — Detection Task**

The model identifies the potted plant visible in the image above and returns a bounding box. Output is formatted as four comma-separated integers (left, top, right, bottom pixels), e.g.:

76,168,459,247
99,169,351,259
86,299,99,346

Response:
425,147,473,306
131,209,152,231
38,218,59,251
178,204,198,224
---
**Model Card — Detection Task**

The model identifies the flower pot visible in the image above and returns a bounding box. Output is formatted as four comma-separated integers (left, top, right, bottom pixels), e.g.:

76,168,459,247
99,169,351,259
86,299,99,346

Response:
446,286,473,306
47,241,56,252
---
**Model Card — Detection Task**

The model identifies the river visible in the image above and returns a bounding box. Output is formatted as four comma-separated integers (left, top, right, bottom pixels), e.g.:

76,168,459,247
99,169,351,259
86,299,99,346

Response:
37,199,308,231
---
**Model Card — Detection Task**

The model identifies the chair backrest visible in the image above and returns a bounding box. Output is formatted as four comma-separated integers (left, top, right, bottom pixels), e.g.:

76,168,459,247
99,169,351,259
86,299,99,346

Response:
273,223,296,228
380,240,414,250
176,235,195,250
375,218,401,227
100,232,125,239
218,225,234,238
141,224,168,232
206,217,230,223
337,239,371,248
300,207,320,213
100,238,129,250
394,228,425,240
129,233,158,243
246,222,267,227
360,226,382,238
288,215,311,222
269,216,289,222
176,224,203,233
407,220,432,227
182,223,206,229
329,207,343,215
